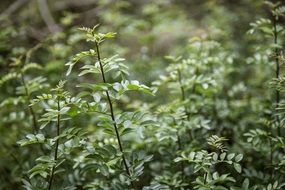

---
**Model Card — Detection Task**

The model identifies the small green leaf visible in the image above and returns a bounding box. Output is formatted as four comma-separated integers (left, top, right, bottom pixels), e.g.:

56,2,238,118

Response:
234,163,242,173
235,154,243,162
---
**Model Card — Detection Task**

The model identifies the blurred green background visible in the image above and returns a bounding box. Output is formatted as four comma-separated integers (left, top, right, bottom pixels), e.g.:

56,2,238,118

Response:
0,0,281,189
0,0,266,83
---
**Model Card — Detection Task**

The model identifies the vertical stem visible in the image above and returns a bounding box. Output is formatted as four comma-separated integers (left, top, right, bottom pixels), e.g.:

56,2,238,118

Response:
19,45,42,133
20,72,38,133
177,69,187,119
269,138,273,166
269,136,274,181
95,42,136,190
177,69,193,140
176,130,184,178
173,118,185,178
177,69,186,102
273,15,281,136
273,17,280,104
47,96,60,190
203,172,208,184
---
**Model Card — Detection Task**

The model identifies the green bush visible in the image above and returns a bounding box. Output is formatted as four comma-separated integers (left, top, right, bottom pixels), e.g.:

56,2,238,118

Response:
1,0,285,190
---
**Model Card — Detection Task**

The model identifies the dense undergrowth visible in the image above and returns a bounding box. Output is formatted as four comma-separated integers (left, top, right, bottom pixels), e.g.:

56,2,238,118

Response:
1,0,285,189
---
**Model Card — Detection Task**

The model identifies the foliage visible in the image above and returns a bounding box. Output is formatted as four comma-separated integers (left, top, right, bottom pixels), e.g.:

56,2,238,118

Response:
1,0,285,190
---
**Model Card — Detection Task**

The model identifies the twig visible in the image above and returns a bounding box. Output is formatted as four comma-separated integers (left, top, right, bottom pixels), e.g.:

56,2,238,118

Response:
95,42,136,190
20,72,38,133
0,0,29,18
19,44,43,133
37,0,62,33
47,94,61,190
273,13,281,136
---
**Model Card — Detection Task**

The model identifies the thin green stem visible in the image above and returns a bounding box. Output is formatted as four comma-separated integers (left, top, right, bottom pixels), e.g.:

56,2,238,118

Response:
20,72,38,133
273,16,280,105
19,44,42,133
269,136,275,181
273,14,281,136
177,68,193,140
95,42,136,190
47,96,60,190
176,130,185,178
177,69,186,102
203,172,208,184
172,117,185,178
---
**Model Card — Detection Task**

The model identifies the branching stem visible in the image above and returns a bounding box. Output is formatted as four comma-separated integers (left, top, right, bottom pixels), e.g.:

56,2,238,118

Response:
19,44,42,133
47,96,61,190
95,42,136,190
177,69,193,140
273,14,281,136
172,118,185,178
20,72,38,133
